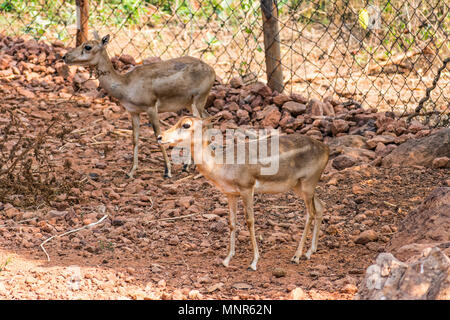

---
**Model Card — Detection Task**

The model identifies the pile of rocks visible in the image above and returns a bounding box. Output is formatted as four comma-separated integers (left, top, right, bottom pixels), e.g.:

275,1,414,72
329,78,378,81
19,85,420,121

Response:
356,247,449,300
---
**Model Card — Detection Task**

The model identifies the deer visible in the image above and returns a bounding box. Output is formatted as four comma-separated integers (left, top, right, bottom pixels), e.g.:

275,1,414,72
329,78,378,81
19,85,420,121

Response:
63,32,215,178
157,115,330,270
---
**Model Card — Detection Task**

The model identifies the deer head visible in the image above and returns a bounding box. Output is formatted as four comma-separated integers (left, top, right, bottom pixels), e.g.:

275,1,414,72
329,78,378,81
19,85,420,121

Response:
63,32,110,66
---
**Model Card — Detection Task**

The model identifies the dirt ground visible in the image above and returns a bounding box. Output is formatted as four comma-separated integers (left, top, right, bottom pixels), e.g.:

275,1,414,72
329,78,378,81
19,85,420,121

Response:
0,32,449,300
0,73,448,299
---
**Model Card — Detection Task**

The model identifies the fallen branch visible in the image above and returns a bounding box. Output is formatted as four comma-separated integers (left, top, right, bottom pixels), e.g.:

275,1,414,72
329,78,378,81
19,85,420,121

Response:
145,213,199,223
173,174,194,184
40,214,109,262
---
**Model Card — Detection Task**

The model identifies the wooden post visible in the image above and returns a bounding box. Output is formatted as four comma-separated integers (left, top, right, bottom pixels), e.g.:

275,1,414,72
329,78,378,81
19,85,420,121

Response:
76,0,89,46
260,0,284,93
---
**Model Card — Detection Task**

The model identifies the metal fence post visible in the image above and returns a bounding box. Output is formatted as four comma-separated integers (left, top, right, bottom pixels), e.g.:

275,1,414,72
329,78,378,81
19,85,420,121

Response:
76,0,89,46
260,0,284,93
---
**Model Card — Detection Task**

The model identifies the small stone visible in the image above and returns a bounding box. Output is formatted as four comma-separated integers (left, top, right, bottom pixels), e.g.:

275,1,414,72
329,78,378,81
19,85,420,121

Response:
168,235,180,246
366,135,396,149
55,62,70,78
282,101,306,116
232,282,252,290
288,287,308,300
308,99,324,117
273,94,291,106
261,105,281,128
341,283,358,294
213,99,226,109
355,230,378,244
119,54,136,65
272,268,287,278
331,119,349,136
206,282,224,293
212,207,228,216
230,76,243,88
290,93,308,104
432,157,449,168
236,109,250,122
188,289,203,299
332,155,356,170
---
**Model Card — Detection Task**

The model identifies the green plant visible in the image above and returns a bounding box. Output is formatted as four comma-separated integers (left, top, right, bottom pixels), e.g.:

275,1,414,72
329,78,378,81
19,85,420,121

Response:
0,257,12,273
98,240,114,252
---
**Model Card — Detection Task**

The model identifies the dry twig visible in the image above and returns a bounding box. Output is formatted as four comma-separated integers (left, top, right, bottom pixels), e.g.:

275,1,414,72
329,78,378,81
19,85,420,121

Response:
39,214,109,261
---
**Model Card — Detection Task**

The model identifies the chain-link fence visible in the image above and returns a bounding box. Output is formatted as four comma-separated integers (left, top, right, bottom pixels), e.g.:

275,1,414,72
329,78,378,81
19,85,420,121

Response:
1,0,449,124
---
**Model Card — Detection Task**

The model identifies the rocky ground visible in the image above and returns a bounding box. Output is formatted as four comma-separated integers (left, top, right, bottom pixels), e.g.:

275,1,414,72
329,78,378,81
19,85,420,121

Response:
0,34,449,300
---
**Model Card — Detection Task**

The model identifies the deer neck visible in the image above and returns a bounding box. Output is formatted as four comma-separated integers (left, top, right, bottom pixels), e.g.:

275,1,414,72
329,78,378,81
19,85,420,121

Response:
96,51,126,100
190,129,219,175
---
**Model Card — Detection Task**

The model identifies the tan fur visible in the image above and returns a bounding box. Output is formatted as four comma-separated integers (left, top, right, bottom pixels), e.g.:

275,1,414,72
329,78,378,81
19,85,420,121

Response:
159,116,330,270
64,34,215,178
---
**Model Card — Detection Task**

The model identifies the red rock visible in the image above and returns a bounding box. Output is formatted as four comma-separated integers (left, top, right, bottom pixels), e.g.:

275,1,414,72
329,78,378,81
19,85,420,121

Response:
307,99,324,116
366,135,396,149
432,157,449,168
323,101,335,116
331,119,349,136
55,62,70,78
290,93,308,104
375,114,395,133
324,95,340,106
272,94,291,106
177,196,193,209
218,110,234,120
236,109,250,122
332,155,356,170
248,82,272,97
16,87,36,99
282,101,306,116
279,113,294,129
261,105,281,128
119,54,136,65
30,110,52,121
230,76,243,88
408,120,425,133
354,230,378,244
225,102,239,111
288,287,308,300
250,95,264,108
213,99,225,109
341,284,358,294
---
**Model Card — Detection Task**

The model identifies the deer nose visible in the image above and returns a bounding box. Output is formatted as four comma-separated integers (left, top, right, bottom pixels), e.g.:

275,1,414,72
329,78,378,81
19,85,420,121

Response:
157,135,162,143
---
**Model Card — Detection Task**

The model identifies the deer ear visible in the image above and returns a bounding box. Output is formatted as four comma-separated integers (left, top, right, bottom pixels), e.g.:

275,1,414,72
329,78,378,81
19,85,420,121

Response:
93,30,100,40
203,113,222,125
101,34,110,47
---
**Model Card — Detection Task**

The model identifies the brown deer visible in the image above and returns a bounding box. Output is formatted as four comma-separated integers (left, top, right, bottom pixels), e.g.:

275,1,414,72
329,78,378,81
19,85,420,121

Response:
158,115,330,270
63,32,215,178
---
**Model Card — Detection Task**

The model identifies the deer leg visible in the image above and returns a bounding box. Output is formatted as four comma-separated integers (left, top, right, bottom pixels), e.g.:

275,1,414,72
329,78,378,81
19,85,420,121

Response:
241,188,259,271
192,94,210,119
127,112,140,179
291,183,316,264
147,108,172,178
223,194,237,268
308,196,324,256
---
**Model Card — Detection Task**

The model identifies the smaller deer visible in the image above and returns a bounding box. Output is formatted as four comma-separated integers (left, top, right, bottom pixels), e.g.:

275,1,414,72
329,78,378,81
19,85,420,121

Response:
63,32,215,178
158,116,330,270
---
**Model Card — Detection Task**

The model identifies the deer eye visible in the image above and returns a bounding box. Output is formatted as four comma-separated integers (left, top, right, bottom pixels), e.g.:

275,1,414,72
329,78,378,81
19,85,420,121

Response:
182,123,191,129
84,45,92,51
